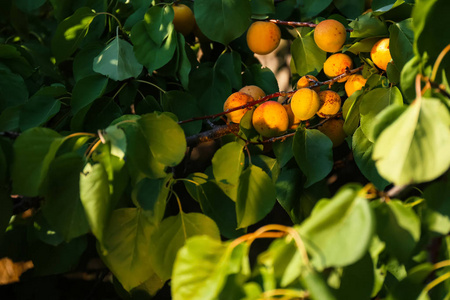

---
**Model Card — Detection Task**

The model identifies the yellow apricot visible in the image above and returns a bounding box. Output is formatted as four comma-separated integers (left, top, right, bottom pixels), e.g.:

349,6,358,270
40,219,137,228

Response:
283,103,301,129
290,88,320,121
246,21,281,55
252,101,289,137
172,4,195,36
296,75,320,93
223,92,254,123
239,85,266,100
317,90,341,118
371,38,391,71
345,74,367,97
323,53,353,82
318,118,347,148
314,19,347,53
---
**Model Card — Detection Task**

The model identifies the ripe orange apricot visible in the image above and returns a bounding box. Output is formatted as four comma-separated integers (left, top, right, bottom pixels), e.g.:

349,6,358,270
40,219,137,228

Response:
283,103,301,129
345,74,367,97
290,88,320,121
323,53,353,82
223,92,254,123
252,101,289,137
239,85,266,100
318,118,347,148
314,19,347,53
317,90,341,118
296,75,320,93
172,4,195,36
371,38,392,71
246,21,281,55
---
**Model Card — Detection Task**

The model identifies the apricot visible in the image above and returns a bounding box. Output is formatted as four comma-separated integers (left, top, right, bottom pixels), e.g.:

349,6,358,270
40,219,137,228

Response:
290,88,320,121
283,103,301,129
223,92,254,123
371,38,391,71
318,118,347,148
317,90,341,118
314,19,347,53
172,4,195,36
296,75,320,93
246,21,281,55
345,74,367,97
323,53,353,82
239,85,266,100
252,101,289,137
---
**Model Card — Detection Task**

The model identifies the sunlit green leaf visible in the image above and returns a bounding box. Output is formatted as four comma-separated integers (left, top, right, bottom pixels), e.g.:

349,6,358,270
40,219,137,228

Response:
291,34,326,76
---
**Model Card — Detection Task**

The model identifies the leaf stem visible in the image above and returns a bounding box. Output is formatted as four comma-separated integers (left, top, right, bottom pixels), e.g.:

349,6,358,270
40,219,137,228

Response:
135,79,167,94
431,44,450,82
96,12,124,33
423,271,450,294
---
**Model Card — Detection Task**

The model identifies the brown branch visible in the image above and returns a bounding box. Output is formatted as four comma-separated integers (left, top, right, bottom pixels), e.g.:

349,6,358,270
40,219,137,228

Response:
266,19,353,32
186,123,240,147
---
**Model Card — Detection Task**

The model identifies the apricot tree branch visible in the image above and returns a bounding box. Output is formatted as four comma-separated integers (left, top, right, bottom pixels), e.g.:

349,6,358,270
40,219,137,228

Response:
266,19,353,32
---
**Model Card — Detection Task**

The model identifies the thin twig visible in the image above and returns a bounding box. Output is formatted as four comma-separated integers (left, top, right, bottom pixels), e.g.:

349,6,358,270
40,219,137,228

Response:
266,19,353,32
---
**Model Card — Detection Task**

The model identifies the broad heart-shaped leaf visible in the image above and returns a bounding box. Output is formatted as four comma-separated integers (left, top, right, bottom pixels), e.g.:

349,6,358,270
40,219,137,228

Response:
349,12,388,39
423,178,450,235
42,153,90,242
138,113,186,167
352,127,390,190
99,208,162,291
51,7,96,64
389,18,414,70
335,253,374,300
293,128,333,188
300,0,332,18
93,33,143,81
291,33,326,76
373,97,450,185
194,0,251,45
80,163,112,249
242,64,279,96
11,128,64,196
0,64,28,113
132,175,171,222
373,200,421,262
298,184,374,269
71,74,108,115
162,91,202,136
149,212,221,282
19,94,61,131
14,0,47,13
172,235,248,300
236,164,277,228
131,6,177,73
104,124,127,160
212,141,245,201
360,87,403,142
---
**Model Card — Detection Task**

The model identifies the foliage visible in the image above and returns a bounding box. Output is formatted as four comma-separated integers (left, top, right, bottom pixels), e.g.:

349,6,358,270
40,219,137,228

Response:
0,0,449,299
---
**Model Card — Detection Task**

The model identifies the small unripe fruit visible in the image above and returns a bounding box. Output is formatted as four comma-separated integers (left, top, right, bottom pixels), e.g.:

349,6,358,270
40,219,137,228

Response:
296,75,320,93
252,101,289,137
318,118,347,148
314,19,347,53
316,90,341,118
323,53,353,82
172,4,195,36
283,103,301,129
239,85,266,100
246,21,281,55
345,74,367,97
371,38,391,71
223,92,254,123
290,88,320,121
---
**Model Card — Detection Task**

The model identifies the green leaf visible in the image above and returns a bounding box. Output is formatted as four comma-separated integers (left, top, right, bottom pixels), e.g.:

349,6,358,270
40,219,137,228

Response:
423,178,450,235
343,90,363,136
349,12,389,39
14,0,47,13
236,165,277,228
334,0,365,18
19,95,61,131
0,65,28,113
138,113,186,167
300,0,332,18
251,0,275,15
51,7,96,64
352,127,390,190
12,128,64,196
104,124,127,160
299,184,374,268
150,212,221,281
0,188,12,239
360,87,403,142
273,138,293,168
80,163,112,247
291,34,326,76
172,235,247,300
99,208,162,291
242,64,279,96
335,253,374,300
301,268,337,300
162,91,202,136
212,141,245,201
71,74,108,115
83,97,123,132
194,0,251,45
73,42,104,82
373,200,421,262
93,33,143,81
293,128,333,188
373,98,450,185
389,18,414,70
42,153,90,242
215,52,242,90
132,175,170,221
131,6,177,73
